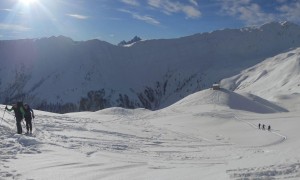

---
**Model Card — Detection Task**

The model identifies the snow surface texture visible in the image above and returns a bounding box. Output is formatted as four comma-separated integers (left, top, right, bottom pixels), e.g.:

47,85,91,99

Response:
1,22,300,113
221,47,300,112
1,85,299,179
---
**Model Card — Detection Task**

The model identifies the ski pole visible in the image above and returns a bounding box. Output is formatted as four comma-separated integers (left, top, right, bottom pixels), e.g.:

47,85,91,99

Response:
1,106,7,125
32,118,35,134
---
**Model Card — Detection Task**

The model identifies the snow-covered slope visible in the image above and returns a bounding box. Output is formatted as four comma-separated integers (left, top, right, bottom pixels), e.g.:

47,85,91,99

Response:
1,85,299,179
170,88,288,113
221,47,300,111
1,22,300,113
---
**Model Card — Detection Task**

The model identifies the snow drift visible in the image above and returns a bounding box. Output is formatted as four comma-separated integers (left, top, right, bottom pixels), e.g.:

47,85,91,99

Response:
171,88,288,113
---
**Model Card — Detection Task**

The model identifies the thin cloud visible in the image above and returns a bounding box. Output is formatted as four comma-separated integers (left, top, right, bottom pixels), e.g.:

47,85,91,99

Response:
182,5,201,19
0,9,13,12
0,23,30,31
219,0,276,25
67,14,90,20
133,14,160,25
119,9,160,25
277,2,300,23
277,0,287,3
120,0,140,6
218,0,300,25
147,0,201,19
189,0,198,6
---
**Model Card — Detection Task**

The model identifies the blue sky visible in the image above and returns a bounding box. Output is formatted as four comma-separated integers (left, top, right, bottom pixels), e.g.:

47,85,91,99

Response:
0,0,300,45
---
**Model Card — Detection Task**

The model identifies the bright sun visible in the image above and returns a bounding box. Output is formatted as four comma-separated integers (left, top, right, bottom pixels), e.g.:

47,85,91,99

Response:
19,0,37,6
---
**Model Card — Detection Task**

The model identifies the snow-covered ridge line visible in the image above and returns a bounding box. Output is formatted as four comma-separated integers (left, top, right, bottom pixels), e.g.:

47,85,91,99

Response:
221,47,300,112
1,21,300,113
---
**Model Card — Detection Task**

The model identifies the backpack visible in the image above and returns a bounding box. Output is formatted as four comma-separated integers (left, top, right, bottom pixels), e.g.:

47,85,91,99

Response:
24,104,33,119
15,101,25,119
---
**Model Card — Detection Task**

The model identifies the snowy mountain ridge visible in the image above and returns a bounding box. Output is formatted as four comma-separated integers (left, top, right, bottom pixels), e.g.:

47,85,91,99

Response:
1,21,300,113
221,47,300,111
1,22,300,178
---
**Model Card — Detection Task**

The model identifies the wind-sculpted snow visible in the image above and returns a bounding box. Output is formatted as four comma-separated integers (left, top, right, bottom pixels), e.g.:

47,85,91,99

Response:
227,163,300,179
1,93,300,180
170,88,287,113
221,47,300,111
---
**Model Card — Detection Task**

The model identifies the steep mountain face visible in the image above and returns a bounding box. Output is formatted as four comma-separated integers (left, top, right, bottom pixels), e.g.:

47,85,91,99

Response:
221,47,300,111
1,22,300,113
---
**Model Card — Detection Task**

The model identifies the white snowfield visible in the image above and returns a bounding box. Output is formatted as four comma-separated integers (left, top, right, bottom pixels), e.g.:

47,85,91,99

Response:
221,47,300,112
1,86,300,179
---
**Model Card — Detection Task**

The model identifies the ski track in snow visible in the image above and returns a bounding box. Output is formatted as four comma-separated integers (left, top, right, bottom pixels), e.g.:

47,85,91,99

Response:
212,90,287,148
227,163,300,180
36,113,230,164
233,115,287,148
0,113,42,179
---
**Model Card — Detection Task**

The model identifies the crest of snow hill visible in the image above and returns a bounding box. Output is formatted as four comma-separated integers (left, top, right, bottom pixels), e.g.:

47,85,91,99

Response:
0,21,300,113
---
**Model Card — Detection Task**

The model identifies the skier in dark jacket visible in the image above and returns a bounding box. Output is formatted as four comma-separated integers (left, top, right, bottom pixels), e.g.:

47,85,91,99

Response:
24,103,34,134
5,102,25,134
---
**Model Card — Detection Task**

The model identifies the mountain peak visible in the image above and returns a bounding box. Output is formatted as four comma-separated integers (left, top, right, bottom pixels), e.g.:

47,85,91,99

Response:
47,35,73,41
118,36,142,46
36,35,74,44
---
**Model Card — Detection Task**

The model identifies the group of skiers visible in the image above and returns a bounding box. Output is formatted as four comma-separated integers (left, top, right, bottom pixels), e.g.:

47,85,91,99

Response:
5,102,35,134
258,123,271,131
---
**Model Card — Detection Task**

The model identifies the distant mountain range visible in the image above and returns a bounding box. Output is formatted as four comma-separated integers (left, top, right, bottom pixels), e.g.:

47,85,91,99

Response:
1,21,300,113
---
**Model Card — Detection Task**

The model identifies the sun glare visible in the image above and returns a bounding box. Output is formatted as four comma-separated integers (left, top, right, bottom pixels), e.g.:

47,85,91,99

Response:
19,0,38,6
